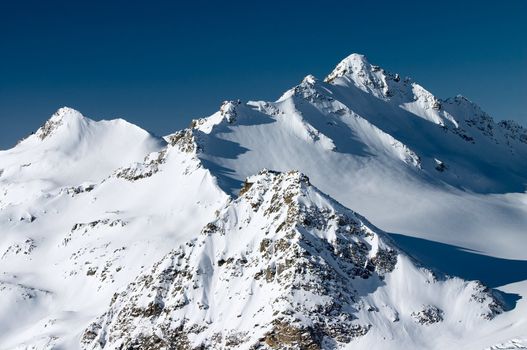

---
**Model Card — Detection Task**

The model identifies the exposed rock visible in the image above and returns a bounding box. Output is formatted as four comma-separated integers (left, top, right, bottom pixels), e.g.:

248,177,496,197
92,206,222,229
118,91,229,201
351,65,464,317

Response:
411,305,443,325
2,238,36,259
166,129,199,153
114,149,168,181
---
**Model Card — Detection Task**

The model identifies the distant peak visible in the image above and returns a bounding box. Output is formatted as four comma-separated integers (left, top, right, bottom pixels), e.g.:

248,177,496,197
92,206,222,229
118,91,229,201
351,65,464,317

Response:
324,53,436,106
323,53,402,99
443,94,485,112
448,95,471,103
301,74,318,85
35,107,86,140
341,52,369,64
324,53,372,82
49,106,85,122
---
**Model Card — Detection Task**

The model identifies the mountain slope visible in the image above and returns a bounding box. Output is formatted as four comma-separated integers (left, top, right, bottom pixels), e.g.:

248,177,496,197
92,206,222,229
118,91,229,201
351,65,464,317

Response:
80,170,502,350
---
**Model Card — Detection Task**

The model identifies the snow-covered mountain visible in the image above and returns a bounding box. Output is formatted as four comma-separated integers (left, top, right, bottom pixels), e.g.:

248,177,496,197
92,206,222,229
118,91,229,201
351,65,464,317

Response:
1,54,526,349
80,170,503,350
190,54,527,260
0,107,165,207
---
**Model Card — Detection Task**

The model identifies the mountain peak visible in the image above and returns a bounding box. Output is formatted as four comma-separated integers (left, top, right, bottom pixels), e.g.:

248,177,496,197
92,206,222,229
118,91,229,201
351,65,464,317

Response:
50,106,84,121
301,74,318,85
340,52,369,65
324,53,373,82
324,53,407,101
36,107,86,140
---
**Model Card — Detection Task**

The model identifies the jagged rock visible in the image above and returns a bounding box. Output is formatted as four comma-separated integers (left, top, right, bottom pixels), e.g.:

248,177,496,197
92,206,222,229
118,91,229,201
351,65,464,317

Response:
411,305,444,325
166,129,199,153
114,149,168,181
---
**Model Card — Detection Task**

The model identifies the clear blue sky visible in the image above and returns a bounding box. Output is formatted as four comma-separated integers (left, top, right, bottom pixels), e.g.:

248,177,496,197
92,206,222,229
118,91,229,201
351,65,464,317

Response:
1,0,526,149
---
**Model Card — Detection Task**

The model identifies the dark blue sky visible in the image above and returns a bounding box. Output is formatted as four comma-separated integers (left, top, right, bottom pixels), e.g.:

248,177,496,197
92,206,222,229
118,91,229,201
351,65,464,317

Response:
1,0,526,149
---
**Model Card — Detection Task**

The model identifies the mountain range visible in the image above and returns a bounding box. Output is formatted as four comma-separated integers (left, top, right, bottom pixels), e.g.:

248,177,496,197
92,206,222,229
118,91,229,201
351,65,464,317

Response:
1,53,526,349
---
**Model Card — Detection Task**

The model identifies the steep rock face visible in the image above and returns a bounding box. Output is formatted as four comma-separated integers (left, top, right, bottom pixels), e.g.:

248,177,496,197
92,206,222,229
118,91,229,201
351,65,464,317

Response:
81,170,501,350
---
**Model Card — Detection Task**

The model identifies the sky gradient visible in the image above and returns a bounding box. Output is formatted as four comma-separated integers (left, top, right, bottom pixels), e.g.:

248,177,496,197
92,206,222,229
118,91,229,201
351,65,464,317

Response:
1,0,526,149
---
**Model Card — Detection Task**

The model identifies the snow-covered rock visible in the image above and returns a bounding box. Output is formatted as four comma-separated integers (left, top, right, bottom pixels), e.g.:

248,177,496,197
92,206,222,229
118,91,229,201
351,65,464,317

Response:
80,170,502,349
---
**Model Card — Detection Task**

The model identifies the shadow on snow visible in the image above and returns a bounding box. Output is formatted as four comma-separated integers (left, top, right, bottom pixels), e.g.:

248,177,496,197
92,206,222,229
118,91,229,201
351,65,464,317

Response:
389,232,525,310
